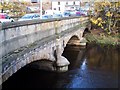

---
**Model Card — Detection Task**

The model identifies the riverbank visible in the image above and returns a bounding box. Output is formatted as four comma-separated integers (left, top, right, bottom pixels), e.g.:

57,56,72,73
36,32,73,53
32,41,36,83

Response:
84,29,120,47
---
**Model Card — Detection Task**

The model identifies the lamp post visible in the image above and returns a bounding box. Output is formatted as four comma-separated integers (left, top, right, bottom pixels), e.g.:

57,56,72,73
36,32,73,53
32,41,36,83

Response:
1,0,3,13
40,0,42,19
79,0,81,9
89,0,91,18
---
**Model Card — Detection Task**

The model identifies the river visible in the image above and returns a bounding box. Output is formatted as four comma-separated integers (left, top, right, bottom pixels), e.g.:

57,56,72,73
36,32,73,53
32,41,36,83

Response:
2,43,119,89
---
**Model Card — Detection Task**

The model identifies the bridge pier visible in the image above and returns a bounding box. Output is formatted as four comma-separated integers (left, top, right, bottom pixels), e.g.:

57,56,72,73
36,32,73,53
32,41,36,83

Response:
55,42,70,72
56,56,70,72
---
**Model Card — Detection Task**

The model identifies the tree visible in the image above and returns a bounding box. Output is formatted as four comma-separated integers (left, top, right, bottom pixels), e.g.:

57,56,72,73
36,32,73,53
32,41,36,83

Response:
90,1,120,34
0,2,28,16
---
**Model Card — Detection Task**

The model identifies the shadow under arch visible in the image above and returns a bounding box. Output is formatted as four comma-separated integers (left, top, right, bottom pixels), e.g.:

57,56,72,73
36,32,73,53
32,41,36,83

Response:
66,35,80,46
2,59,57,89
82,28,91,37
25,59,56,71
62,35,86,70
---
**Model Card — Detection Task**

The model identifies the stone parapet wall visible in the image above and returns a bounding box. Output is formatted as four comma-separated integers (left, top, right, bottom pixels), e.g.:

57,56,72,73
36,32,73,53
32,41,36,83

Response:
0,16,88,59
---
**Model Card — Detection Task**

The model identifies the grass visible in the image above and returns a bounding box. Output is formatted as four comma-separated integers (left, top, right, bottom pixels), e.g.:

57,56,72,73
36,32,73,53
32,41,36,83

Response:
85,33,120,47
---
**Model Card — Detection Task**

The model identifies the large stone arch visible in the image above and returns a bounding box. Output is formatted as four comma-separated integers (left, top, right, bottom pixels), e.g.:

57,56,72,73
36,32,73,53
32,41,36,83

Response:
2,42,56,84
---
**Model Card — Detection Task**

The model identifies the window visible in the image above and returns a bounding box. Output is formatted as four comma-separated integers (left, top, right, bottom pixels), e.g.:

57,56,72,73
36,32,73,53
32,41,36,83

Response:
58,7,60,11
31,0,38,3
58,2,60,5
5,15,10,19
66,2,68,5
73,1,75,5
35,14,40,18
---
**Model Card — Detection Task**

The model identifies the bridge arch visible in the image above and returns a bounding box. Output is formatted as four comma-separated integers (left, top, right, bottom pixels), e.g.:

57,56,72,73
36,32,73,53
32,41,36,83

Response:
66,35,81,46
23,59,56,71
82,28,90,37
2,46,56,83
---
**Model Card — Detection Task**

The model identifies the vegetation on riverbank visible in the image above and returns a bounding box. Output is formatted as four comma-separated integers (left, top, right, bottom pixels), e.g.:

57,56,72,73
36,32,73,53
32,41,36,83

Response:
86,1,120,47
85,32,120,46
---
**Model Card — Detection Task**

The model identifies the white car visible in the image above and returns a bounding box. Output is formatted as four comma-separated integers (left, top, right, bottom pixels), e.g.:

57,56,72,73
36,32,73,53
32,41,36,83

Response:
0,13,14,23
18,13,40,21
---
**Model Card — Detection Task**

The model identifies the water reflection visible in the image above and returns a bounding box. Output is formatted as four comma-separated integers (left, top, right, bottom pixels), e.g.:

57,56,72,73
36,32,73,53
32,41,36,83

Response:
2,44,119,89
80,58,87,70
86,44,118,72
62,44,118,88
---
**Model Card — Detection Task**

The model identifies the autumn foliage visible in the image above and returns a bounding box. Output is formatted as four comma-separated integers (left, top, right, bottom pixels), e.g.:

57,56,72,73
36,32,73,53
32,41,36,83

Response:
90,1,120,35
0,2,28,16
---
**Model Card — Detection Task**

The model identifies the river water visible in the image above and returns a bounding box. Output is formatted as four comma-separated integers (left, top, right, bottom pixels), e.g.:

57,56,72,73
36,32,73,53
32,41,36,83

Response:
2,43,119,89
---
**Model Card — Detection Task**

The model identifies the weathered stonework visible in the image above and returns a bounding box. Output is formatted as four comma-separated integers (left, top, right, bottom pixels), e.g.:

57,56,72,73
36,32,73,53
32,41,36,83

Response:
0,16,90,84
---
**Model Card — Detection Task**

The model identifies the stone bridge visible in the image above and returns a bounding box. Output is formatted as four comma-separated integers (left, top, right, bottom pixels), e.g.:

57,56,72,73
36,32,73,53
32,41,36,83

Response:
0,16,90,84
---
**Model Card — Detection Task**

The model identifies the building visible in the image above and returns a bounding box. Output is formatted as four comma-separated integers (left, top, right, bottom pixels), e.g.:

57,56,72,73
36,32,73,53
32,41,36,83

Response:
0,0,51,13
0,0,31,3
51,0,81,13
0,0,51,3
